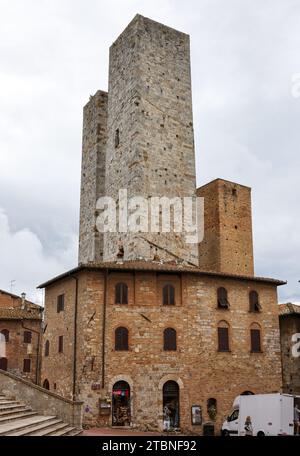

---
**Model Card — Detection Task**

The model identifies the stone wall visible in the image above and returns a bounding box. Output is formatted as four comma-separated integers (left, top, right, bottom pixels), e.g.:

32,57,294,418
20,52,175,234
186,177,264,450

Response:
197,179,254,276
0,369,83,428
41,268,282,434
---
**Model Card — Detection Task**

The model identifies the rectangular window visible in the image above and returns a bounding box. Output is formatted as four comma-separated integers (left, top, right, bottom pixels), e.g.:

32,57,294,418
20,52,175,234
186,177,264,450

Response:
57,294,65,313
218,327,229,352
23,331,32,344
23,359,31,373
58,336,64,353
115,129,120,148
251,329,261,352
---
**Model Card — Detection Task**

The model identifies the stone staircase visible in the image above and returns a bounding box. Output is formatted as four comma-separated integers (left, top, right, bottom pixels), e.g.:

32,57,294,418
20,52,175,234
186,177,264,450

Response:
0,393,82,436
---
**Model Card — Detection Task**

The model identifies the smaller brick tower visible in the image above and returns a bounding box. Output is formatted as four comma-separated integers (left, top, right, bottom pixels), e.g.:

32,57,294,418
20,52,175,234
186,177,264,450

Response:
197,179,254,276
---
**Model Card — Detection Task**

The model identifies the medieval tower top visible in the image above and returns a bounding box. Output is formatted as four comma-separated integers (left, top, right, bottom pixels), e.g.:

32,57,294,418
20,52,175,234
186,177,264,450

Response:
79,15,198,265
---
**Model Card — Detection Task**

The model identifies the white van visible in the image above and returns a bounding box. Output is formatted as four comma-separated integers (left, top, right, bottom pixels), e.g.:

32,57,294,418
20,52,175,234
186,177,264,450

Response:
222,393,299,436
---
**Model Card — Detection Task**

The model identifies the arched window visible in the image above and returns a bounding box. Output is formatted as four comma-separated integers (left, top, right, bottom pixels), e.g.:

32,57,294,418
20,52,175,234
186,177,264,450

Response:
241,391,255,396
115,327,129,351
250,323,262,353
0,357,8,371
207,398,217,420
164,328,177,351
0,329,9,343
115,283,128,305
45,340,50,357
43,379,50,390
217,288,229,309
163,284,175,305
112,381,131,426
249,291,261,312
217,321,230,352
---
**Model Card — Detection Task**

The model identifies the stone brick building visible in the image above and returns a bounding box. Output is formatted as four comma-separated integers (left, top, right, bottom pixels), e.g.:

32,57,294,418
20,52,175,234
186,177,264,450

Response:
0,289,43,384
279,303,300,395
40,15,285,434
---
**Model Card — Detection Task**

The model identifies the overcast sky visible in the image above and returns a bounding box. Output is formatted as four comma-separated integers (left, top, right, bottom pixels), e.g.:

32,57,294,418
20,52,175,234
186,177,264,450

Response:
0,0,299,304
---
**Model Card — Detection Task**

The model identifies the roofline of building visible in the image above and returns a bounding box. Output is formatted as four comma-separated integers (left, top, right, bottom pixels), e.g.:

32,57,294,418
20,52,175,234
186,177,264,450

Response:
197,178,252,191
37,262,287,289
0,289,42,308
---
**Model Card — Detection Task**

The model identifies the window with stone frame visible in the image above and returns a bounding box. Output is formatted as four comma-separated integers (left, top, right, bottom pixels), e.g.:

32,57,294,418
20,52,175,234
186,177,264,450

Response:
163,328,177,351
115,327,129,351
115,283,128,305
249,291,261,312
57,294,65,313
217,321,230,351
250,324,262,352
217,287,230,309
162,284,175,306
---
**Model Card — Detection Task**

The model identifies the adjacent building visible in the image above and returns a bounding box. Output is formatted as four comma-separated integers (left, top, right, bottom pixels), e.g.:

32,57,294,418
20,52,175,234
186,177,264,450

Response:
279,303,300,395
0,289,43,384
40,15,285,434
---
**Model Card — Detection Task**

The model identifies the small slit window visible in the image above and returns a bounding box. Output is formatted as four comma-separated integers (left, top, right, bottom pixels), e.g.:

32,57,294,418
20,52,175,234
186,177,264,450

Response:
115,129,120,148
45,340,50,357
57,294,65,313
58,336,64,353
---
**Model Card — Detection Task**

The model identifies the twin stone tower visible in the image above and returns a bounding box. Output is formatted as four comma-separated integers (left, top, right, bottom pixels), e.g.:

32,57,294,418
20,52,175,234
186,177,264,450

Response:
78,14,254,277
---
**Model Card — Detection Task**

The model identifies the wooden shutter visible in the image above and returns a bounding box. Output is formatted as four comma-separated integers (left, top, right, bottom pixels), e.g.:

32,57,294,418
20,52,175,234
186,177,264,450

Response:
163,285,175,305
115,327,128,351
164,328,177,351
58,336,64,353
24,331,32,344
23,359,31,373
251,329,261,352
115,283,128,304
218,327,229,351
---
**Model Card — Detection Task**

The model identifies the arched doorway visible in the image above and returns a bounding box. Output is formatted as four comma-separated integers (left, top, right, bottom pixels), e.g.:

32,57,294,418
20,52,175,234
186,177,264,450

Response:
163,381,179,431
112,381,131,427
43,379,50,390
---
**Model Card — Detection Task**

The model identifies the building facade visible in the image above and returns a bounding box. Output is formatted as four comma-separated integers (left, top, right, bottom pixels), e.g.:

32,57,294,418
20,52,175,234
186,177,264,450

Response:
279,303,300,395
40,15,285,434
0,289,43,384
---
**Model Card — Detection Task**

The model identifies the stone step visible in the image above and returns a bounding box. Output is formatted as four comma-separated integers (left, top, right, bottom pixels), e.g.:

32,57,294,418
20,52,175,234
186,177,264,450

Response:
0,403,27,412
0,400,22,405
0,406,29,416
7,418,64,436
65,429,83,436
0,415,56,436
26,421,71,436
0,411,37,424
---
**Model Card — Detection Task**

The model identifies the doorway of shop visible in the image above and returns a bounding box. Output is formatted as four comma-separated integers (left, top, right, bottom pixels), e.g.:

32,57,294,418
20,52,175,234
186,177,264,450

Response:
112,381,131,426
163,380,179,431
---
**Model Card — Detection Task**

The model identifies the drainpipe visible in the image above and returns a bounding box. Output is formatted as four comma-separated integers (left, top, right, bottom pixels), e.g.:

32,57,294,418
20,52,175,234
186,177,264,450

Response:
21,321,41,385
72,276,79,401
101,269,108,389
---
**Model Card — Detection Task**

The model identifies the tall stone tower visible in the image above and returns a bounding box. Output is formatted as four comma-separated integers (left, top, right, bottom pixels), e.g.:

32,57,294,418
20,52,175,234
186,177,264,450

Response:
196,179,254,276
79,15,198,265
79,91,107,264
